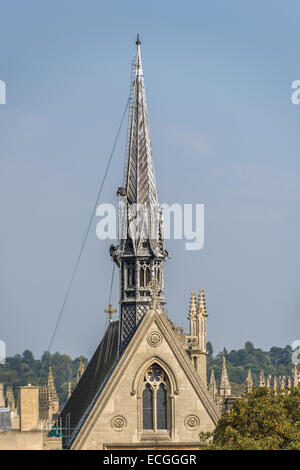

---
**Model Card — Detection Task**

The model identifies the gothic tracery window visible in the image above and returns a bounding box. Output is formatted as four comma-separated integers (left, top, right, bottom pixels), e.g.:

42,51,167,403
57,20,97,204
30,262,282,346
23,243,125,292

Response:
156,383,167,429
142,384,153,430
142,364,168,431
139,262,151,288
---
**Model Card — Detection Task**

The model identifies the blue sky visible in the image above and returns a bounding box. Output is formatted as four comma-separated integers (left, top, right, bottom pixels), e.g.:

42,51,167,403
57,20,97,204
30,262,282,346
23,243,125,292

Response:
1,1,300,359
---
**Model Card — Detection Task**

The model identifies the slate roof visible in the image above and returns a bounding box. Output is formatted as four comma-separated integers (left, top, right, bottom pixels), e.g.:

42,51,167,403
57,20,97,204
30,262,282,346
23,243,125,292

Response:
59,321,119,448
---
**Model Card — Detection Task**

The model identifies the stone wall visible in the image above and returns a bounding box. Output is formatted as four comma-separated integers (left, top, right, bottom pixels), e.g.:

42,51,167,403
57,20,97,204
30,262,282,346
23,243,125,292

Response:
0,431,62,450
0,431,44,450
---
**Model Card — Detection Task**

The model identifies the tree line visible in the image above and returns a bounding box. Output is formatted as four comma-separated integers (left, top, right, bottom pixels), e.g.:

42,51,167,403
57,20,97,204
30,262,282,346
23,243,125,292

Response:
0,341,294,402
201,386,300,449
0,350,88,403
207,341,294,387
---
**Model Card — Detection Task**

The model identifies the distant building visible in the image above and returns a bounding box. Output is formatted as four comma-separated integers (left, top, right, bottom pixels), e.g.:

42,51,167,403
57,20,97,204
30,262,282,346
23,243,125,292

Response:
0,366,63,449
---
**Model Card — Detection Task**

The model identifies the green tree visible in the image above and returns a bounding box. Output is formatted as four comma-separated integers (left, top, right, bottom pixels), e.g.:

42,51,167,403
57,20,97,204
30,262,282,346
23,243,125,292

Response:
0,350,88,402
207,387,300,450
207,341,292,386
206,342,213,357
244,341,254,351
269,346,283,369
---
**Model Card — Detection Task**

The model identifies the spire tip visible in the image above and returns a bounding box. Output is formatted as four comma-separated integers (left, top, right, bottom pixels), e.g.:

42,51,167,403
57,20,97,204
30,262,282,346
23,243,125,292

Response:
136,33,141,46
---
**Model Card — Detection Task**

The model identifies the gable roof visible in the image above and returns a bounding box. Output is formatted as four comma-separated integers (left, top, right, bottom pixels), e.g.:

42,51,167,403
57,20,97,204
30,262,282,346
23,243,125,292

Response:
59,320,119,448
69,308,221,449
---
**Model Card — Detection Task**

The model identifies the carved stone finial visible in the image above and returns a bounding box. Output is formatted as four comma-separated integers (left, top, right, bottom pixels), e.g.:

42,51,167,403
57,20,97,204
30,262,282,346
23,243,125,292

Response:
198,288,207,317
273,376,278,394
209,369,218,401
245,369,253,394
47,366,58,403
259,370,265,387
188,292,197,320
149,279,160,310
68,382,72,400
293,363,299,387
219,356,231,398
76,356,85,384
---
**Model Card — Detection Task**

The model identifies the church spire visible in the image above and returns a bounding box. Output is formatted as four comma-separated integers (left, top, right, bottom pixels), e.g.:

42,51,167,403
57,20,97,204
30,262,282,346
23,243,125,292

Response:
209,369,218,401
273,376,278,395
47,367,58,403
68,382,72,400
197,288,207,353
219,356,231,398
259,370,265,387
124,34,158,207
117,36,167,353
245,369,253,394
47,366,59,414
188,292,197,336
293,363,299,387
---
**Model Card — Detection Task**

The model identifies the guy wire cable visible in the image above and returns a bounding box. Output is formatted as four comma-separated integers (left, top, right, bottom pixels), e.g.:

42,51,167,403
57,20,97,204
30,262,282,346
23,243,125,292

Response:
38,97,130,384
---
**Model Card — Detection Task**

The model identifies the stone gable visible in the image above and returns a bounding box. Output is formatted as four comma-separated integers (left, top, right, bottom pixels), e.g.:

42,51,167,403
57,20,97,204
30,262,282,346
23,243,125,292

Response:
70,309,219,450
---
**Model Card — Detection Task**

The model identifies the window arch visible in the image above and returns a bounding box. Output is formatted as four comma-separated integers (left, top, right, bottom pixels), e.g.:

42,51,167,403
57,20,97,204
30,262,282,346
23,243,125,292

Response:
140,267,145,287
139,263,151,288
145,267,151,286
126,263,135,288
142,364,168,431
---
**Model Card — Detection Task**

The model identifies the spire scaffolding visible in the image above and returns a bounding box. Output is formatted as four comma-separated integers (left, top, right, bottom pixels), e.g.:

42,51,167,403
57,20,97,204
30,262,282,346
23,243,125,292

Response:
117,36,167,352
124,35,158,207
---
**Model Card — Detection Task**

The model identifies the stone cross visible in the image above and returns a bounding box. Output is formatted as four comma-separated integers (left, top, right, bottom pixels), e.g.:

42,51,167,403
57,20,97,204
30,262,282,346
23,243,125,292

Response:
105,304,117,323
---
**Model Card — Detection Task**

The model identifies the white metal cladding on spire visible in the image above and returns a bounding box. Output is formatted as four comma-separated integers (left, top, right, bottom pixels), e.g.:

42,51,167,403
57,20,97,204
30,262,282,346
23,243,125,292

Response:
124,34,158,207
136,34,143,78
117,36,167,353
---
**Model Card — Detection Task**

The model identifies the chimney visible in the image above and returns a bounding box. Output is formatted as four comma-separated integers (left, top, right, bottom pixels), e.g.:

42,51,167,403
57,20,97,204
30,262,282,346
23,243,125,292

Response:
20,385,40,431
